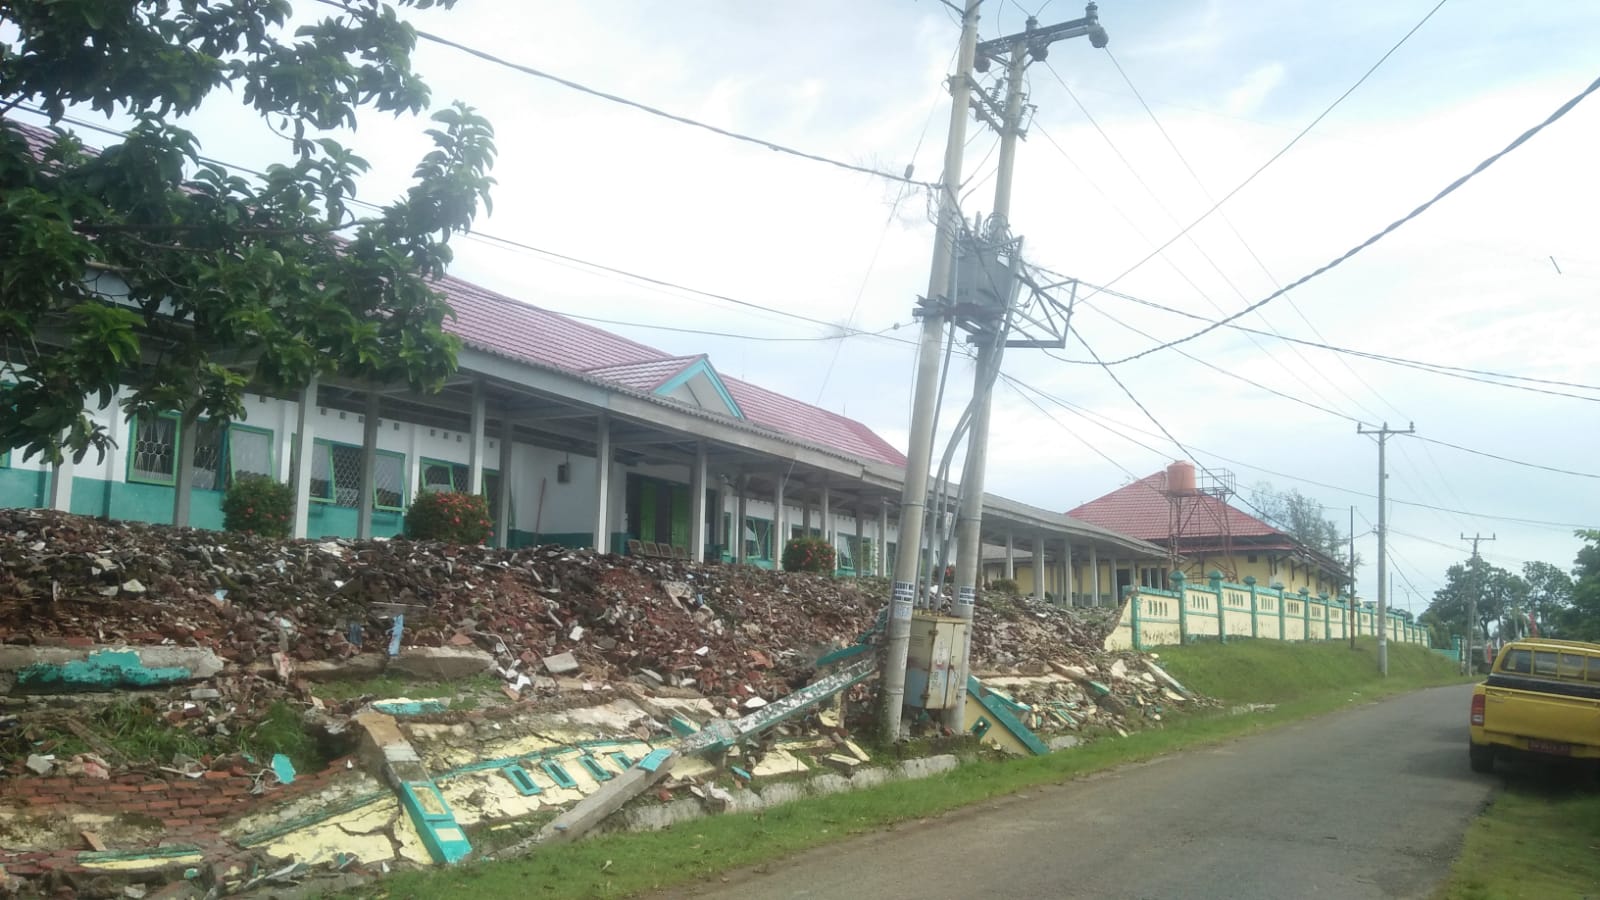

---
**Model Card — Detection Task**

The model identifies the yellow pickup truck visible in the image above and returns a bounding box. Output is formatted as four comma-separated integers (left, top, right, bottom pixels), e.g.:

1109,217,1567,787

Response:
1469,637,1600,772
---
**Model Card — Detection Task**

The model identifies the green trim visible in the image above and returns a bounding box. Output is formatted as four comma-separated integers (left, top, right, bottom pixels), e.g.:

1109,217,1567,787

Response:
654,357,745,420
222,423,275,485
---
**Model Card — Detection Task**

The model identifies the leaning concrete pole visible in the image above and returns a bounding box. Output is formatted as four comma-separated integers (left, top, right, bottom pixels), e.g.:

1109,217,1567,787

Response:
881,0,982,742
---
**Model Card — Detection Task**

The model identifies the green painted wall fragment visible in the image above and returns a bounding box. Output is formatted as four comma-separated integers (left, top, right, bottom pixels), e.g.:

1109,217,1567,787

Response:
16,650,191,691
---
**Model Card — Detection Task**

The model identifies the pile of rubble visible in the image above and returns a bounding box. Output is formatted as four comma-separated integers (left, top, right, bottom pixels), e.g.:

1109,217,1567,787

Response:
0,509,1176,759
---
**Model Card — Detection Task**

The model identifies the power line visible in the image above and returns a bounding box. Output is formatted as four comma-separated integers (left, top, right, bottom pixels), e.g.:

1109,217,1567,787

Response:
1101,46,1404,424
312,0,938,191
556,311,910,343
1411,435,1598,480
1073,277,1600,399
1102,70,1600,365
1002,375,1598,530
1039,60,1369,423
1082,0,1453,301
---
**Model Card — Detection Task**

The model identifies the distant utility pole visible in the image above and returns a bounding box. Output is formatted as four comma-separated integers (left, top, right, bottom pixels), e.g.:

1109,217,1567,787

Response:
1462,532,1496,674
945,5,1108,732
1357,422,1414,676
1348,505,1357,651
881,0,983,742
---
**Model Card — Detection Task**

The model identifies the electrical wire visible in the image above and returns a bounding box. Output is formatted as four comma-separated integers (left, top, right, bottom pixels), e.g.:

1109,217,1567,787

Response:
1101,71,1600,365
306,0,938,191
1082,0,1454,299
556,311,911,343
1101,47,1405,424
1002,374,1598,530
1039,61,1371,423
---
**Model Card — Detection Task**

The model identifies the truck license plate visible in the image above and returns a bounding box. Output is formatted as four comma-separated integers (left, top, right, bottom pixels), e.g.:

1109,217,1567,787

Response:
1528,739,1573,756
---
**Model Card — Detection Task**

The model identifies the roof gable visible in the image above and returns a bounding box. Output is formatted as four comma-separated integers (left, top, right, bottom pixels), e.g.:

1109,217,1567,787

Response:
1067,469,1279,542
585,354,745,420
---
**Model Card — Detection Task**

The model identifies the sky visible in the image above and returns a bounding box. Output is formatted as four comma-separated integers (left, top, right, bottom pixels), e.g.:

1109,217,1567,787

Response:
16,0,1600,614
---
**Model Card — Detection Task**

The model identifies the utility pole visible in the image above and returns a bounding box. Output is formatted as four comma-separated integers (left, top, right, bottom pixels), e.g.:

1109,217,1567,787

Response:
1357,422,1414,676
1461,532,1495,675
881,0,982,742
945,6,1108,732
1348,505,1356,651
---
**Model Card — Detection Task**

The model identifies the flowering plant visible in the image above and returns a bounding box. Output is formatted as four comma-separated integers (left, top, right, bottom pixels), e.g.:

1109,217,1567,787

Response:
782,536,836,575
405,490,493,544
222,475,294,538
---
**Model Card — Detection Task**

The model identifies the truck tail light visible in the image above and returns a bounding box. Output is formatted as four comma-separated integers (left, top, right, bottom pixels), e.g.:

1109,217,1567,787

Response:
1471,693,1486,726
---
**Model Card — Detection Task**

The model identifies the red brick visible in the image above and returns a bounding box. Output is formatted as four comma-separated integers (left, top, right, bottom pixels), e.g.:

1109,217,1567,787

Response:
179,796,208,808
6,864,42,876
202,771,230,781
144,800,177,810
138,782,168,793
108,784,138,793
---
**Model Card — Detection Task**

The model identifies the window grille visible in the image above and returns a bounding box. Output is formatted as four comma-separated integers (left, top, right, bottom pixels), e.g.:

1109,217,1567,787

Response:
191,422,224,490
130,415,178,484
373,451,404,510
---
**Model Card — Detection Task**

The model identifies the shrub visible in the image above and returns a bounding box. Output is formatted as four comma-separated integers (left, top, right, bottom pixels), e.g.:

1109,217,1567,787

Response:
222,475,293,537
782,536,836,574
987,578,1020,595
405,490,492,544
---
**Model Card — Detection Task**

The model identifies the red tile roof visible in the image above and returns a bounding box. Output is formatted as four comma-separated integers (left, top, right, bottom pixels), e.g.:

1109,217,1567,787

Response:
438,276,908,467
583,356,704,393
1066,469,1279,543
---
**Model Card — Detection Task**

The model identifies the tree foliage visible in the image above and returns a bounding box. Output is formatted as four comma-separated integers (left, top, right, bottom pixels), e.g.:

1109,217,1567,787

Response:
0,0,496,465
1249,484,1356,578
1558,530,1600,640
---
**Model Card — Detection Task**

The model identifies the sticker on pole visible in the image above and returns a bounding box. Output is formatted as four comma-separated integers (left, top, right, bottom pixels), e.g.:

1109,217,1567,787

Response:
954,586,975,616
891,582,914,620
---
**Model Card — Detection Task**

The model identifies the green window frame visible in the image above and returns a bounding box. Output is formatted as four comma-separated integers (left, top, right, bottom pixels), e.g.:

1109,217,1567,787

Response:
743,516,772,560
128,414,274,489
309,440,406,511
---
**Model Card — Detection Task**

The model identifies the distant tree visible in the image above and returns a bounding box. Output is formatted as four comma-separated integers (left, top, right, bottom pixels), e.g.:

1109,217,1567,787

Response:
1421,557,1532,646
1249,484,1359,579
0,0,497,465
1558,531,1600,640
1521,560,1574,637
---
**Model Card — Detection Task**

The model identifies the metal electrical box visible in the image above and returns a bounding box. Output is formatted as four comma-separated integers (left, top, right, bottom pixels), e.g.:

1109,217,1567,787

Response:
904,613,968,710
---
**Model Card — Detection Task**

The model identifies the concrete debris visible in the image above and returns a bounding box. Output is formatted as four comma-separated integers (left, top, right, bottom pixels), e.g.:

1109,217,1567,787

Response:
24,753,54,775
542,652,581,676
388,646,495,680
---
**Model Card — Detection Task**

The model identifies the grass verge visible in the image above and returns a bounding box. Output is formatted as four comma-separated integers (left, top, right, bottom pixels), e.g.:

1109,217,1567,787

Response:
1435,779,1600,899
361,640,1463,900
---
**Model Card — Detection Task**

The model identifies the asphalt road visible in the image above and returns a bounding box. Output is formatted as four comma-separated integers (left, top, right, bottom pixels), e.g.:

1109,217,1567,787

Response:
659,684,1489,900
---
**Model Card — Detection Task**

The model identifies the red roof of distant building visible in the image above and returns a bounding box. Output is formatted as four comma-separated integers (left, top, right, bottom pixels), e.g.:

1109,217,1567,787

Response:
1066,468,1279,543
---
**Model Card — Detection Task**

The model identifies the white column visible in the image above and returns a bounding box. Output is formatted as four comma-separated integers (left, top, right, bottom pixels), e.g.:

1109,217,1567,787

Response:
876,498,889,577
47,440,74,512
172,416,197,527
291,376,318,540
1032,536,1045,603
1065,542,1075,606
593,412,611,552
1091,545,1102,607
467,379,486,494
690,442,707,562
854,504,865,578
1004,531,1015,580
773,475,786,570
735,477,749,564
820,484,831,547
356,391,379,540
494,416,514,549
